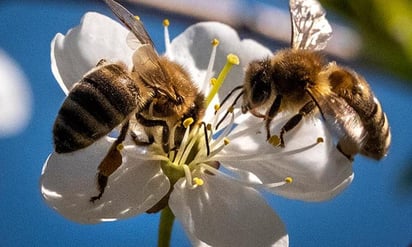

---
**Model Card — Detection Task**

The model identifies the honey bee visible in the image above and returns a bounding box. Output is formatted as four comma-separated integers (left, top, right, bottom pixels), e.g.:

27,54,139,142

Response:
53,0,204,201
241,0,390,160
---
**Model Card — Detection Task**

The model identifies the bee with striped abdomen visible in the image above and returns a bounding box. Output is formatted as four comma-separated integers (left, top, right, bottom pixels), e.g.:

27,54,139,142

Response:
241,0,391,160
53,0,205,201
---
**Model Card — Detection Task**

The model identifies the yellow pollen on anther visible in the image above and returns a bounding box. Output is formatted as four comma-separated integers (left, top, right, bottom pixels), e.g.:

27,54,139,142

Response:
284,177,293,184
268,135,281,147
228,106,234,113
317,137,324,143
223,138,230,145
183,118,194,128
193,177,204,186
116,143,124,151
211,38,219,46
214,104,220,111
210,78,217,86
227,53,240,65
162,19,170,27
134,15,140,21
206,123,212,131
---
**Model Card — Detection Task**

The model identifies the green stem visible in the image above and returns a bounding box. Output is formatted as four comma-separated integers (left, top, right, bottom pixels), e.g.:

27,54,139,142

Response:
157,206,175,247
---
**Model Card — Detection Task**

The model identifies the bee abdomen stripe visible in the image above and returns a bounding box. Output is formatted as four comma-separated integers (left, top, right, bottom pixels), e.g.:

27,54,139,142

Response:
84,66,137,116
68,83,123,127
58,98,109,138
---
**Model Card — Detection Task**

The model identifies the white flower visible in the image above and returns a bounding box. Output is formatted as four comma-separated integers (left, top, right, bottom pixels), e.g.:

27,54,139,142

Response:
41,12,353,247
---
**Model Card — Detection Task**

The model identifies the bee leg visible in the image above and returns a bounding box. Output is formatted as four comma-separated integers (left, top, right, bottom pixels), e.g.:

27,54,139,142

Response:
136,114,170,153
265,95,283,140
130,131,155,146
279,101,316,147
96,59,107,66
90,121,129,202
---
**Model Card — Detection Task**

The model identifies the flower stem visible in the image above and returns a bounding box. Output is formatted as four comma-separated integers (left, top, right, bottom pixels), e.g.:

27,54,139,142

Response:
158,206,175,247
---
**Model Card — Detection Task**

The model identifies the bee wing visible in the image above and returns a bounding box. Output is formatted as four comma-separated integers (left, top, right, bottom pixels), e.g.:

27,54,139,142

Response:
289,0,332,50
133,45,177,100
311,91,367,146
104,0,155,49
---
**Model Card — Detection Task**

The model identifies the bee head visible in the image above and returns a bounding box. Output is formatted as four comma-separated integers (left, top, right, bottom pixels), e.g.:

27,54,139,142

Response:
242,58,273,113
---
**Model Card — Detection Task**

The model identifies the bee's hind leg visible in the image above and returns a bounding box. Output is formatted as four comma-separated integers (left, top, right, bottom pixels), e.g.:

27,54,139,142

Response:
90,121,130,202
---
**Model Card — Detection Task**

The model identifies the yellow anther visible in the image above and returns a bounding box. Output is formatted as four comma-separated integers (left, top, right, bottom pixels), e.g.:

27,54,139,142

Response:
228,106,234,113
268,135,281,147
134,15,140,21
223,138,230,145
214,104,220,111
284,177,293,184
183,118,194,128
163,19,170,27
211,38,219,46
193,177,204,186
206,123,212,131
227,53,240,65
210,78,217,86
317,137,324,143
116,143,124,151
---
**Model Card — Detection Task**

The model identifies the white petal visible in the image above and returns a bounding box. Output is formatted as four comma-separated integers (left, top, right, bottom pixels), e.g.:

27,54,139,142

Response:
169,173,288,247
40,137,170,223
169,22,271,97
51,12,134,94
0,49,32,137
221,113,354,201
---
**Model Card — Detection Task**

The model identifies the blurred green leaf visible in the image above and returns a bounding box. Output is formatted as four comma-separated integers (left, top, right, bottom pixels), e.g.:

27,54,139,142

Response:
321,0,412,82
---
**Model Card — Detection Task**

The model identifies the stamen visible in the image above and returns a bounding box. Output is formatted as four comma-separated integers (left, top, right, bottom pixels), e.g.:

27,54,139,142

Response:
210,78,217,86
317,137,324,143
172,120,193,163
205,53,240,107
183,165,193,187
223,138,230,145
193,177,204,186
134,15,140,21
268,135,281,147
202,38,219,93
116,143,124,151
163,19,171,54
183,118,194,128
263,176,293,188
214,104,220,112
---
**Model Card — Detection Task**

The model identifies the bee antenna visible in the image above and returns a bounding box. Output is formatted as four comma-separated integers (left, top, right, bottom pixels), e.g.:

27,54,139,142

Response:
216,89,244,130
216,85,243,113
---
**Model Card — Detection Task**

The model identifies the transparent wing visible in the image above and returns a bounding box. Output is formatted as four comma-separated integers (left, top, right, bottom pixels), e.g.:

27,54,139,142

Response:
309,90,367,147
104,0,155,49
289,0,332,50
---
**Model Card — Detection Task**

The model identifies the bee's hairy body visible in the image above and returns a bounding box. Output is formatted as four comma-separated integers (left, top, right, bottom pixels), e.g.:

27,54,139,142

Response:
243,48,391,160
53,62,146,153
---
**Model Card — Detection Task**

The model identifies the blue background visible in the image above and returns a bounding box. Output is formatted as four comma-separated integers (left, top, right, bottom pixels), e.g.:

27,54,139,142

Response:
1,1,411,246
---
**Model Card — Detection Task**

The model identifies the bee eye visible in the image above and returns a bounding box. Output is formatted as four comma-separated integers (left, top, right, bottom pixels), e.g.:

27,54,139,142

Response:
176,95,184,104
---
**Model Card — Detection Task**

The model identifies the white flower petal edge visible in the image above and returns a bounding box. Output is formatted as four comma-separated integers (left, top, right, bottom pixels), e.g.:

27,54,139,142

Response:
169,173,288,247
40,137,170,223
220,113,354,202
51,12,134,94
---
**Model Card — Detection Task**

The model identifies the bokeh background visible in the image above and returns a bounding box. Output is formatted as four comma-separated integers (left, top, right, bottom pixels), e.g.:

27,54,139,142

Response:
1,0,411,246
